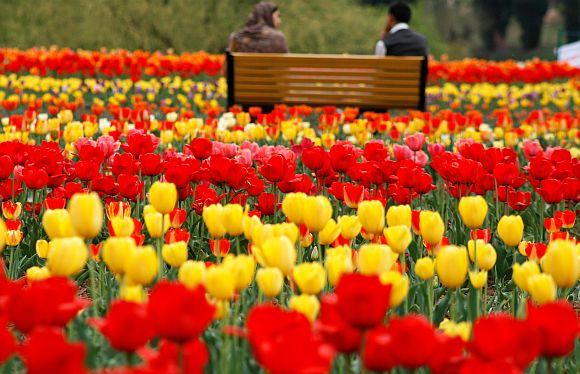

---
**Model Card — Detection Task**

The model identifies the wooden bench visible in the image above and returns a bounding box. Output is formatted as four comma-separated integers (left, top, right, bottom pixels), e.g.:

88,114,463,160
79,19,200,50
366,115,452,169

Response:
226,52,427,111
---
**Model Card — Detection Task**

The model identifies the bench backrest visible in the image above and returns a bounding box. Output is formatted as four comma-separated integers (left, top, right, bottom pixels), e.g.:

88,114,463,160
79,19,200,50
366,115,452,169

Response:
226,52,427,111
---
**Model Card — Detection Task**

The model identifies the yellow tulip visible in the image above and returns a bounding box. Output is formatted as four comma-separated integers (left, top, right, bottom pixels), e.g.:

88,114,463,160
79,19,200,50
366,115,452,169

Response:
162,241,188,267
435,245,468,288
541,239,578,288
42,209,77,239
439,319,471,341
357,200,385,235
202,204,227,238
144,212,169,238
467,240,497,271
242,214,262,241
213,300,230,320
527,273,556,305
204,265,236,300
276,223,299,245
148,181,177,214
102,237,136,275
0,218,5,252
469,270,487,289
415,257,435,280
35,239,50,258
380,271,409,307
386,204,412,228
282,192,307,224
303,196,332,233
260,236,296,276
256,267,284,297
223,254,256,291
26,266,51,282
223,204,244,236
357,244,394,275
68,192,103,238
512,261,540,292
458,195,488,229
110,216,135,237
318,219,341,245
293,262,326,295
119,282,147,303
289,295,320,322
384,225,412,254
125,246,158,285
419,211,445,246
337,215,361,240
178,260,206,289
497,215,524,247
325,246,354,286
47,237,89,277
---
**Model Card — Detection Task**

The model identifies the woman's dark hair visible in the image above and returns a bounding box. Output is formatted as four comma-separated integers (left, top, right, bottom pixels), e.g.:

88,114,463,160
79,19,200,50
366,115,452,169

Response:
389,1,411,23
246,2,279,29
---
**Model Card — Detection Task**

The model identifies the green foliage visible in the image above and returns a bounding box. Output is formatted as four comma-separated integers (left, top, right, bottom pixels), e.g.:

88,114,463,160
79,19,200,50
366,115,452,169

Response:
0,0,445,55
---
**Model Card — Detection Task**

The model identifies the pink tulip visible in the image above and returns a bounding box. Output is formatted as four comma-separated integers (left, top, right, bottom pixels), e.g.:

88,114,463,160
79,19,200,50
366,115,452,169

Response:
405,133,426,151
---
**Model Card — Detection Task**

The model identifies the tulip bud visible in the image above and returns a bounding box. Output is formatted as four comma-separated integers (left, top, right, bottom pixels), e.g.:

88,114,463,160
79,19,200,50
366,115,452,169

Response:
125,246,158,285
0,218,5,252
256,267,284,297
303,196,332,233
383,225,412,254
467,240,497,271
435,245,468,288
357,244,394,275
42,209,76,240
110,216,135,237
162,241,188,268
458,195,488,229
242,214,261,241
512,261,540,292
26,266,51,282
497,215,524,247
337,215,361,240
386,204,412,228
204,265,236,300
178,260,206,289
527,273,556,305
102,237,136,275
357,200,385,235
293,262,326,295
202,204,227,238
144,212,169,238
47,237,89,277
223,204,244,236
380,271,409,307
119,282,147,303
282,192,307,224
439,319,471,342
68,192,103,239
414,257,435,280
213,300,230,320
148,181,177,214
325,246,354,286
260,236,297,276
223,254,256,291
36,239,50,258
469,270,487,289
318,219,341,246
289,294,320,322
419,211,444,246
541,239,578,288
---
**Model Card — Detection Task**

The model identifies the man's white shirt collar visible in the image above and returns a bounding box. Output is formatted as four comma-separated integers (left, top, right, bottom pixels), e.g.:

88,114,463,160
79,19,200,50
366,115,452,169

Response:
390,23,409,34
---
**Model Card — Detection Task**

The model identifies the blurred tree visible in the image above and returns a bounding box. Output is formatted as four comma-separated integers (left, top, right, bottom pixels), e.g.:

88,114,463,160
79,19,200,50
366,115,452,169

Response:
475,0,513,51
561,0,579,42
514,0,549,50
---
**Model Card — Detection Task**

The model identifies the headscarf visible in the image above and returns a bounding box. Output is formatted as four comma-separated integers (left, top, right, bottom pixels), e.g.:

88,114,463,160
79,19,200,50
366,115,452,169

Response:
230,2,288,53
236,2,278,40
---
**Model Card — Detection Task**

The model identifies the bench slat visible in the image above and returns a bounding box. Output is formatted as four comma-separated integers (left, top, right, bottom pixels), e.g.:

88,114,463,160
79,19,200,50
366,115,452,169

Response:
235,75,420,86
234,84,420,95
234,67,421,79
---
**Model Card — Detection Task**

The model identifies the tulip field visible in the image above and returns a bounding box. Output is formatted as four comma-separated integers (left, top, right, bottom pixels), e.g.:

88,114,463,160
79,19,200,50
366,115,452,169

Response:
0,47,578,373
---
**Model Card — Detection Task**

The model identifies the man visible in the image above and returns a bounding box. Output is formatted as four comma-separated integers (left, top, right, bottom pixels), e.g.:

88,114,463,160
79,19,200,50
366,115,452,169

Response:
374,2,428,56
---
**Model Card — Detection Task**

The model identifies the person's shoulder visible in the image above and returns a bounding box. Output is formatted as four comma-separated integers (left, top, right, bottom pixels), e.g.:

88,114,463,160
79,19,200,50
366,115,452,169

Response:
409,28,427,41
263,26,286,39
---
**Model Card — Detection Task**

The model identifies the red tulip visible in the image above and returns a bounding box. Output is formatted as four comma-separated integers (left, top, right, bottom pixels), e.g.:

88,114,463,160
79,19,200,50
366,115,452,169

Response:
0,155,14,179
117,174,144,201
329,143,358,173
302,146,327,171
169,208,187,228
362,326,397,372
459,356,521,374
428,334,465,374
74,160,100,181
22,166,48,190
526,301,579,358
187,138,213,160
147,282,214,343
7,277,89,333
343,183,365,208
363,141,389,162
122,130,160,157
90,300,153,352
528,157,553,181
111,152,137,176
0,317,16,365
538,179,563,204
335,274,391,329
139,153,163,176
316,294,362,353
507,190,531,211
20,328,87,374
210,239,230,256
554,210,576,228
260,154,295,183
256,193,277,216
493,163,519,186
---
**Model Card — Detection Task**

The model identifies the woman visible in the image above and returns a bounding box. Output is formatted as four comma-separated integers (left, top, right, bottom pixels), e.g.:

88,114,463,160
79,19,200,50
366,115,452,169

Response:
229,2,289,53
